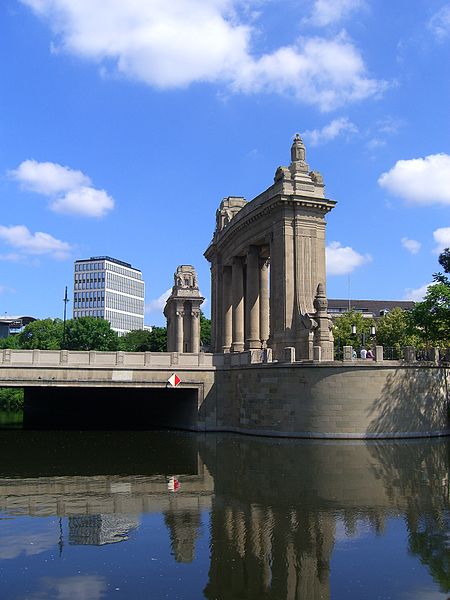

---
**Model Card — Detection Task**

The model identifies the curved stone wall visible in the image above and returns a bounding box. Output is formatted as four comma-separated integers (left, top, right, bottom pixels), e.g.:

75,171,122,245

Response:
211,363,450,439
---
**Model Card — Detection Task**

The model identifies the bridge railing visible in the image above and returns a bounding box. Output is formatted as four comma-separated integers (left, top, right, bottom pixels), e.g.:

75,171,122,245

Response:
0,349,224,369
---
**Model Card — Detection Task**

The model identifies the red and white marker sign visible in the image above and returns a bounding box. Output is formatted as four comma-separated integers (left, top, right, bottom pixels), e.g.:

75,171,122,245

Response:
167,476,180,492
168,373,181,387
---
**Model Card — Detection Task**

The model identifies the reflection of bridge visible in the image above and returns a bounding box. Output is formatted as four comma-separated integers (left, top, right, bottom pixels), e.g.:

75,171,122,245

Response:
0,348,448,438
0,472,214,518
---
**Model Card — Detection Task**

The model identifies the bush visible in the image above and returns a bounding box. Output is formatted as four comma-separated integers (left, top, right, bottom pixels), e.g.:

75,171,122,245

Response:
0,388,24,411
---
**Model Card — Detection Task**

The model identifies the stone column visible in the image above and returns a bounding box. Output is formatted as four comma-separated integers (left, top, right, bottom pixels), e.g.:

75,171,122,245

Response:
259,258,270,348
232,257,244,352
246,245,261,349
222,266,232,352
176,309,184,353
191,310,200,353
269,214,295,359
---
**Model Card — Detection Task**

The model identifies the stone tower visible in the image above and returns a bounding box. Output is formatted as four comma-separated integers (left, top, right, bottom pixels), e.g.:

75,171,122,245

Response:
164,265,204,353
205,135,335,361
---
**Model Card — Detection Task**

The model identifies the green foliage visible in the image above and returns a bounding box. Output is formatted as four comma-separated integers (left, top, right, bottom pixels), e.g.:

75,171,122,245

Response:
119,329,157,352
146,326,167,352
18,318,63,350
409,282,450,347
0,388,24,411
375,307,421,355
0,336,19,349
65,317,119,351
200,311,211,348
438,248,450,274
332,311,376,351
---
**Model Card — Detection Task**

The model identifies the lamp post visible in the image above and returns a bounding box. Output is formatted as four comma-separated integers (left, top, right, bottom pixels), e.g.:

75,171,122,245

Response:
351,323,376,350
62,286,69,348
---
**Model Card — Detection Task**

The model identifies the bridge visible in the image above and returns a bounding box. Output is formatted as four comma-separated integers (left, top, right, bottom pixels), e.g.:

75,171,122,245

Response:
0,348,448,438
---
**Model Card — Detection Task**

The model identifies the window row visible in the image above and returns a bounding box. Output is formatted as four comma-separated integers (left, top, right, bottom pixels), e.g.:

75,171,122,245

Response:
74,291,105,301
75,262,105,272
74,300,105,309
106,262,142,280
74,310,104,318
74,281,105,290
74,272,105,282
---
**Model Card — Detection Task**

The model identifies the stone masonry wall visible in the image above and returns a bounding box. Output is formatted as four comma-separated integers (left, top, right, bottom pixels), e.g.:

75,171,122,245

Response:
208,363,450,438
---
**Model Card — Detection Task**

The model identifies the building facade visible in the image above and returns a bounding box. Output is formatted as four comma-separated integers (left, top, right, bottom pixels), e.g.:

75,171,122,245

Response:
73,256,145,335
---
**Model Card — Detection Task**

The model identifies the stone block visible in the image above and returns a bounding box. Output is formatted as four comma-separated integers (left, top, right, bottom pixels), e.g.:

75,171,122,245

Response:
283,347,295,362
374,346,383,362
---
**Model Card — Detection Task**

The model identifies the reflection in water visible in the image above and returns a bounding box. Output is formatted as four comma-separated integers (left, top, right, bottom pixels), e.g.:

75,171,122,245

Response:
0,431,449,599
68,515,139,546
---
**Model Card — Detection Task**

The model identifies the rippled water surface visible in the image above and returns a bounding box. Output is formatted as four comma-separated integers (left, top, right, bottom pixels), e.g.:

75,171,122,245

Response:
0,425,449,599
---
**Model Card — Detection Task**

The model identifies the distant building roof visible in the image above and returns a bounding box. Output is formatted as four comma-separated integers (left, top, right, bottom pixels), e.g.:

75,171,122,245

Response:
328,299,415,317
75,256,141,271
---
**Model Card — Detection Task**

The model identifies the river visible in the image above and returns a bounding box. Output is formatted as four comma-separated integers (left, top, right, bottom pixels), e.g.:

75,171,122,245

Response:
0,417,449,599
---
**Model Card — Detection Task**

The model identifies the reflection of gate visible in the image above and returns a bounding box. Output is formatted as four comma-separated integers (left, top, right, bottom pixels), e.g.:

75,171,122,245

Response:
205,136,336,361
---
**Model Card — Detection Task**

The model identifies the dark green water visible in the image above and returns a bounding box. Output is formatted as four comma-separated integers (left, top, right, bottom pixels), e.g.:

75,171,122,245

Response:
0,422,449,599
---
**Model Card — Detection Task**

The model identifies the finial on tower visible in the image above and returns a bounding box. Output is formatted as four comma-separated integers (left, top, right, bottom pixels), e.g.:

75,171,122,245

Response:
290,133,308,174
291,133,306,163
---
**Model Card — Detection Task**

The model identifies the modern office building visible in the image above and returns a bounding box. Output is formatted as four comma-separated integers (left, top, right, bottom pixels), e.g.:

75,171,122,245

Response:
73,256,145,335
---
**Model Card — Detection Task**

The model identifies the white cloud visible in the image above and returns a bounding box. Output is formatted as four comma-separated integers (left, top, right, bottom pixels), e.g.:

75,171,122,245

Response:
433,227,450,253
145,288,171,314
0,225,72,259
50,186,114,217
20,0,386,111
302,117,357,146
428,4,450,40
9,159,90,194
305,0,366,27
326,241,371,275
10,159,114,217
0,285,15,294
404,283,431,301
378,154,450,206
366,138,386,151
401,237,421,254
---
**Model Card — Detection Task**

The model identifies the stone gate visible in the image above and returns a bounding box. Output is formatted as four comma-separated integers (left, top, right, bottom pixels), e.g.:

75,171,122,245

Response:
204,135,336,361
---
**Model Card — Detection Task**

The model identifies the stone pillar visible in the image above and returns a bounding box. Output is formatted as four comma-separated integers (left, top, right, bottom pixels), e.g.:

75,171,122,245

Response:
191,309,200,353
245,245,261,349
269,215,295,359
165,265,204,353
222,266,232,352
259,258,270,348
176,309,184,353
232,257,244,352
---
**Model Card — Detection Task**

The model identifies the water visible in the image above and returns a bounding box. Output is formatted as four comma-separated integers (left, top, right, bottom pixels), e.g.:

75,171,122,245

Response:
0,424,449,599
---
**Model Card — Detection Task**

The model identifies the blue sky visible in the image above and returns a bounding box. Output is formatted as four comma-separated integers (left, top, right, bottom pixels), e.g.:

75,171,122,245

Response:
1,0,449,325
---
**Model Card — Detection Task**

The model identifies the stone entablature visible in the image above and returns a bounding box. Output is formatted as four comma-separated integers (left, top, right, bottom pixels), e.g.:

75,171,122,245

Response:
205,135,336,360
164,266,204,353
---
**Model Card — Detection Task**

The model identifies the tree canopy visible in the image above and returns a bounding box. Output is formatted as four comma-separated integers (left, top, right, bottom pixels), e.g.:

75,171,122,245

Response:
18,318,64,350
332,311,376,351
65,317,119,351
375,307,420,355
119,327,167,352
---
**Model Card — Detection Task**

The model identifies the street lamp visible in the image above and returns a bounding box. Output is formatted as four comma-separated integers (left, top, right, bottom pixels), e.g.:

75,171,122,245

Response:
351,323,376,348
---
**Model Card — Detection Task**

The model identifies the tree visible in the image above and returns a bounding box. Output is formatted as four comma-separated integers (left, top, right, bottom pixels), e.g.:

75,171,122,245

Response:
145,326,167,352
119,329,155,352
18,318,64,350
438,248,450,274
375,307,420,355
200,311,211,348
65,317,119,351
0,336,19,349
409,283,450,348
332,311,376,351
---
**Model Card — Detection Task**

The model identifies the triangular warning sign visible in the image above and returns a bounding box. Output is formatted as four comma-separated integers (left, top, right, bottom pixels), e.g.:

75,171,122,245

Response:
168,373,181,387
